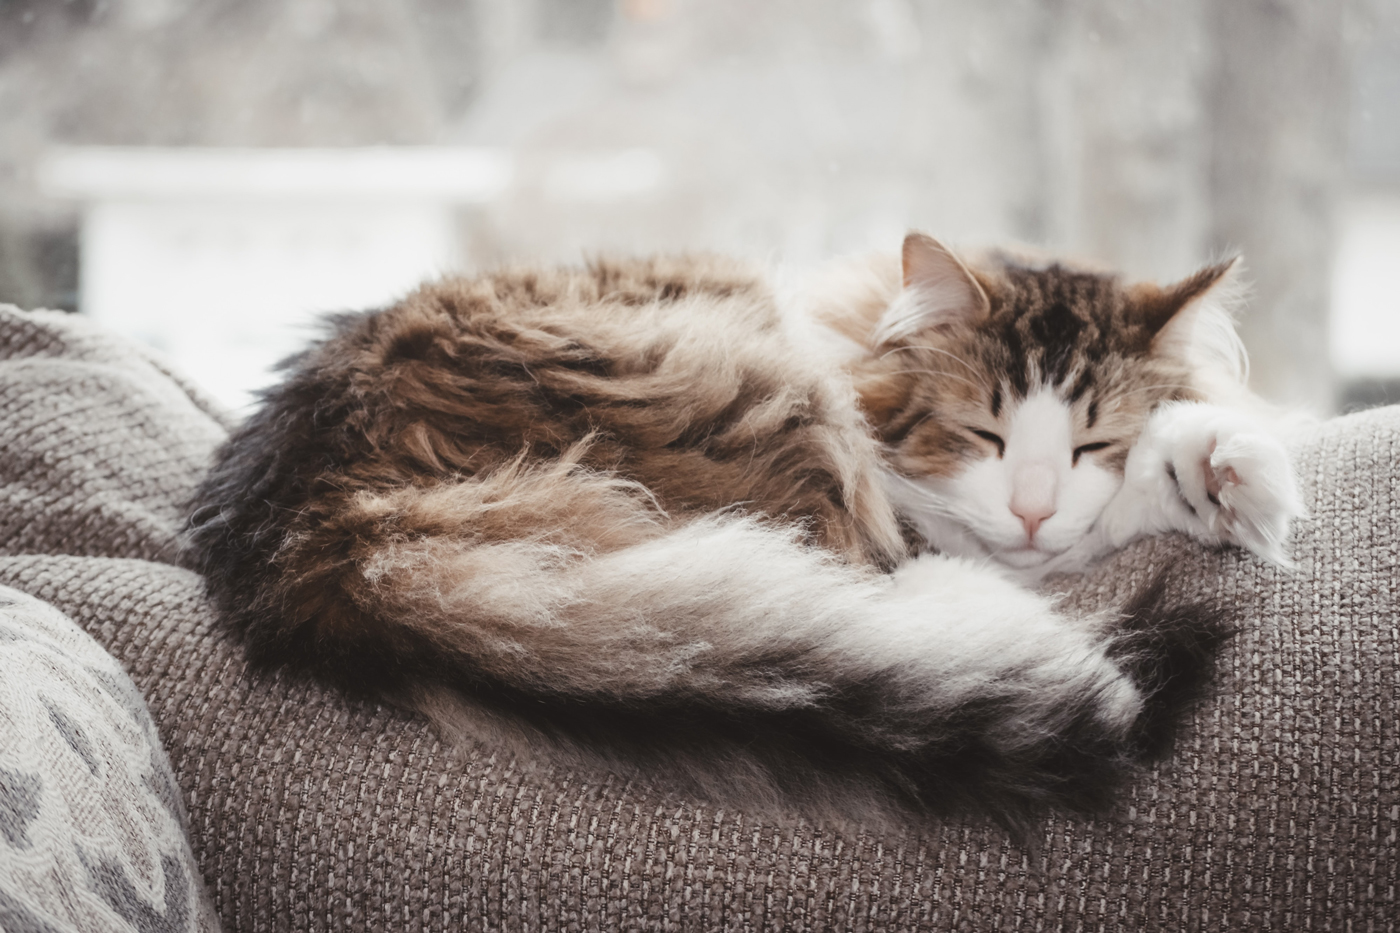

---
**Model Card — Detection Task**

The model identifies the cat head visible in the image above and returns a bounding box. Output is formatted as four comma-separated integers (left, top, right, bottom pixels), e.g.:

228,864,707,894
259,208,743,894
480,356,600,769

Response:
854,232,1245,571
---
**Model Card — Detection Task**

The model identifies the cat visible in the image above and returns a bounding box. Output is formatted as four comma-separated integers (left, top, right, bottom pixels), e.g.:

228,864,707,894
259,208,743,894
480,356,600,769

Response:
804,236,1301,582
184,233,1299,830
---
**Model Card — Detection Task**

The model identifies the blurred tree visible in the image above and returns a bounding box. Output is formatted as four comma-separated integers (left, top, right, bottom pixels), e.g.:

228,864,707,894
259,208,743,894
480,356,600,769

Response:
1037,0,1212,281
0,0,1369,408
1207,0,1348,409
1032,0,1349,407
0,0,482,311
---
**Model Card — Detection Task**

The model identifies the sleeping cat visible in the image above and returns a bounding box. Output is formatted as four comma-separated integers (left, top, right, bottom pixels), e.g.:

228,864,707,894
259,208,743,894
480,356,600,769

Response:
803,235,1300,581
185,233,1300,829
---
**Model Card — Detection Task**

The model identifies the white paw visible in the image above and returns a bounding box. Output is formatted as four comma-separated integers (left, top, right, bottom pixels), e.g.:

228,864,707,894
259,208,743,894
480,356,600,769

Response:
1166,412,1303,565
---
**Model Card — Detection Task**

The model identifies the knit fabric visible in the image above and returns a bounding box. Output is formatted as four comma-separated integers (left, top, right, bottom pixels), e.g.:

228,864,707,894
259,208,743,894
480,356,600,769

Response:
0,307,229,564
0,304,1395,931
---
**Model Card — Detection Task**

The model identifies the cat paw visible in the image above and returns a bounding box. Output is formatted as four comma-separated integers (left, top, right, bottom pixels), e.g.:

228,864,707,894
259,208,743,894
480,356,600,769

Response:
1165,411,1303,564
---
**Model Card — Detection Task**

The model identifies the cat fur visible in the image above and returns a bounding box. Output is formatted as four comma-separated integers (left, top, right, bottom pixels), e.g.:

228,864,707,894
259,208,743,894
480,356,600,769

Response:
804,237,1300,581
185,236,1274,830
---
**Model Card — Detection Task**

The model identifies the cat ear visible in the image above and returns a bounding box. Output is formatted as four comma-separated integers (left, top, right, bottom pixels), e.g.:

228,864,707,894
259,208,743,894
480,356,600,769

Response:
1134,257,1241,337
872,233,990,345
1134,257,1249,381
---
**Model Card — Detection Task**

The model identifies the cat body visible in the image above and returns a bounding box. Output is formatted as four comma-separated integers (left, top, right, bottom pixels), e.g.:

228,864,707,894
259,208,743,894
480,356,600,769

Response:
187,234,1299,828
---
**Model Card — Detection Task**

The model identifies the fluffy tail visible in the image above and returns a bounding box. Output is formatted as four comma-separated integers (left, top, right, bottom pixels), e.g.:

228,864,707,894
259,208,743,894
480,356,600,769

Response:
189,455,1230,831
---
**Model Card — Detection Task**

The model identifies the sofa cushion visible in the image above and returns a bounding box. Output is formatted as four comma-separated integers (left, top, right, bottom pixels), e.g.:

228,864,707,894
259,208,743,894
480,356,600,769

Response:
0,306,228,564
0,584,220,933
0,304,1395,931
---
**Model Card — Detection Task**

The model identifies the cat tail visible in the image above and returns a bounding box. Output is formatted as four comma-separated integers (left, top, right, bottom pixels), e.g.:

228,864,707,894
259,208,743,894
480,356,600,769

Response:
196,453,1230,831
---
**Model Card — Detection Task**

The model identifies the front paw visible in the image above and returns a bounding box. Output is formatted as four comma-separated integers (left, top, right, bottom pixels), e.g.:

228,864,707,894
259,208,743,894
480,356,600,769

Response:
1168,415,1303,564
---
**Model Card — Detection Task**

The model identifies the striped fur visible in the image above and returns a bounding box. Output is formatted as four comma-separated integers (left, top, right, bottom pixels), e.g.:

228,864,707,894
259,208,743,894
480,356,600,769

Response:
185,238,1244,829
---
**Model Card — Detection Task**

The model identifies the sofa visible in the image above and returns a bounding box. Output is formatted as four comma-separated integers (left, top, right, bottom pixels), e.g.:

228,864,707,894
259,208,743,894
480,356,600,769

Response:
0,304,1395,932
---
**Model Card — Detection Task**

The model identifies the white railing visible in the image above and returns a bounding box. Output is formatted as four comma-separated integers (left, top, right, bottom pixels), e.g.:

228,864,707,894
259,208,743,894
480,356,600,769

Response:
40,146,664,411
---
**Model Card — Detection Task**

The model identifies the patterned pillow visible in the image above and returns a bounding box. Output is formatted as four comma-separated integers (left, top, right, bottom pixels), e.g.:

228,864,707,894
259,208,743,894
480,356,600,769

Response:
0,585,219,933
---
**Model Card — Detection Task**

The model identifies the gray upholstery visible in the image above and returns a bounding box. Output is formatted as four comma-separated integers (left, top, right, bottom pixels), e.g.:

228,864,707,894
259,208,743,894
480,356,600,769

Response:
1,304,1395,931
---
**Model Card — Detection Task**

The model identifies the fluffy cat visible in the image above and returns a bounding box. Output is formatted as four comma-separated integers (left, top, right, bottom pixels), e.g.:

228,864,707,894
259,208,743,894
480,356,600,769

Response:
806,236,1301,581
185,233,1299,829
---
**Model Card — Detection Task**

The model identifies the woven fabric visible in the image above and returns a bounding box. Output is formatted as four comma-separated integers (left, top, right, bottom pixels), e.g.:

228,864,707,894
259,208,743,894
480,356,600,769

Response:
0,305,1395,931
0,585,220,933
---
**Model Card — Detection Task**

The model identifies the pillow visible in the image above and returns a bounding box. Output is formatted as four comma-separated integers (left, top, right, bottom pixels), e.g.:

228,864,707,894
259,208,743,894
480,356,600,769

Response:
0,584,220,933
0,305,229,563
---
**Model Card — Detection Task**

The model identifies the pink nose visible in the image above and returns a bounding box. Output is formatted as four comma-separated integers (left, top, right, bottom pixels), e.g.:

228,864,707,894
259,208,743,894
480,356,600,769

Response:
1010,462,1058,541
1011,506,1056,540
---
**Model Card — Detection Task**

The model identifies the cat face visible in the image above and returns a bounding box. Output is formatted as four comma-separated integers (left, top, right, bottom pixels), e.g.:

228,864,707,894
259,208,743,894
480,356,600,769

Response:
857,234,1237,569
903,385,1126,569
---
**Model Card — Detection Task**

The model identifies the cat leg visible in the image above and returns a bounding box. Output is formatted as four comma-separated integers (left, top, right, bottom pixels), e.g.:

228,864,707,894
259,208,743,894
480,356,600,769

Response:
1099,401,1303,564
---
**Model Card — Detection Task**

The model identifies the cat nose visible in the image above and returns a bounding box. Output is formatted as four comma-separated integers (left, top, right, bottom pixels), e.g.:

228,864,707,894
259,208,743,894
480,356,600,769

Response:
1014,508,1055,539
1010,462,1058,541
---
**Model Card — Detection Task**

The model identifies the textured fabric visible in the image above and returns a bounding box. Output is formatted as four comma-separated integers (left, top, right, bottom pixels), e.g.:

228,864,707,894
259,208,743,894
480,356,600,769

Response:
0,304,1395,931
0,306,230,564
0,584,220,933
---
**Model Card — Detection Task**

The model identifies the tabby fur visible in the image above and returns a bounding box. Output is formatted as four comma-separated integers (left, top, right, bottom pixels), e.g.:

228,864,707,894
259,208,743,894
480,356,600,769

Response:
186,237,1242,830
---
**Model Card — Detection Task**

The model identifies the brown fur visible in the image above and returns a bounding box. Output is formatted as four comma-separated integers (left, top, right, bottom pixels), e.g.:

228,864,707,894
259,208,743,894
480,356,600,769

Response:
827,251,1232,482
192,256,910,690
185,243,1234,827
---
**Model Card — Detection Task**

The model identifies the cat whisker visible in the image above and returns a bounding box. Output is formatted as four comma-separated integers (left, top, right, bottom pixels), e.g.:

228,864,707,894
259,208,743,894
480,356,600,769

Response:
884,472,969,521
880,344,983,379
884,369,984,393
1115,384,1199,398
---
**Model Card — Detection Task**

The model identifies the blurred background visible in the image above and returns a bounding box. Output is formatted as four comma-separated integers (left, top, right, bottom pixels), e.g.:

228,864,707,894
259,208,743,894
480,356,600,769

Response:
1,0,1398,414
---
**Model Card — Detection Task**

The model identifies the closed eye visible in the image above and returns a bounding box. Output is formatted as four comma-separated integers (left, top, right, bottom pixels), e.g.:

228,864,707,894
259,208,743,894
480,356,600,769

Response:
1072,441,1112,466
968,428,1005,458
